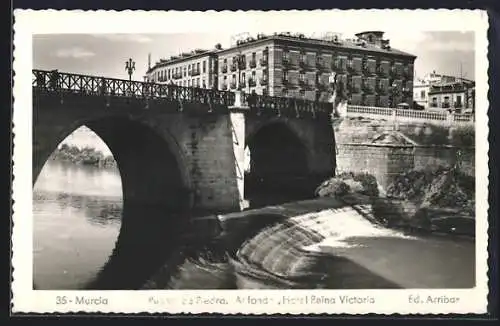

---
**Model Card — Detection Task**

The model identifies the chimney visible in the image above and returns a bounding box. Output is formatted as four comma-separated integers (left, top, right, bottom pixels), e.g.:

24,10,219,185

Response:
148,53,151,70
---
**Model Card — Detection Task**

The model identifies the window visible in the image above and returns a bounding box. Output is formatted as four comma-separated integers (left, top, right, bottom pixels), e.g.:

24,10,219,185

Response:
252,52,256,60
202,79,206,88
300,52,306,63
197,78,200,87
283,70,289,82
299,72,305,81
282,50,290,63
242,72,246,81
188,80,191,87
232,74,236,81
456,95,462,107
203,61,206,73
183,67,187,76
420,90,425,99
282,89,288,96
197,62,200,73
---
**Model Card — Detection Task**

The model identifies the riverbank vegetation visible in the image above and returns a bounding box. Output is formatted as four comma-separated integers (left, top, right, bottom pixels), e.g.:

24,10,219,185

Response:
315,167,475,237
49,144,117,168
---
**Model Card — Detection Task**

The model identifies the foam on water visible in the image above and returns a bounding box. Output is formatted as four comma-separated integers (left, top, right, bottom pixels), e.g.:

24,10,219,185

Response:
289,206,417,251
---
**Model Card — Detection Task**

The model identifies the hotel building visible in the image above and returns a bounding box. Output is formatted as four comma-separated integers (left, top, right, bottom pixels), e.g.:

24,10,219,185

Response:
145,31,417,107
144,49,219,89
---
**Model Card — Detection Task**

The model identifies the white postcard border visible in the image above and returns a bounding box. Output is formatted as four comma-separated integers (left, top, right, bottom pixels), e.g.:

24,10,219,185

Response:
12,9,490,314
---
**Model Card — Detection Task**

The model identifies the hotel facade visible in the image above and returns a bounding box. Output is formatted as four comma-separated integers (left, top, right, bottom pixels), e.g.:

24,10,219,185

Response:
144,31,417,107
144,49,219,89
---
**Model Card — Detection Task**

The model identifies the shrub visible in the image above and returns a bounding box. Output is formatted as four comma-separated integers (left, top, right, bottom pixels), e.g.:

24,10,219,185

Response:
315,171,379,198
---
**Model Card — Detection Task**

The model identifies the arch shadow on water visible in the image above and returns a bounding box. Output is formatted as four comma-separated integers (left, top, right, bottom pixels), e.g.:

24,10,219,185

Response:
33,117,194,290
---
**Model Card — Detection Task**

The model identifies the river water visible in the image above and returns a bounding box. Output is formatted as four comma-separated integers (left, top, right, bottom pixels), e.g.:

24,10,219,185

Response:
33,160,476,290
33,161,123,289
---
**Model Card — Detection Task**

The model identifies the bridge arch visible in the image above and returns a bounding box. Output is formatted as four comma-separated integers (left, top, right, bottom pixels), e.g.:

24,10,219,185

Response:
34,115,194,289
244,119,313,207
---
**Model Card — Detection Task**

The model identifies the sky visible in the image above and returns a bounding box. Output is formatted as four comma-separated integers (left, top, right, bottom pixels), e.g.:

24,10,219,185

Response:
33,31,475,82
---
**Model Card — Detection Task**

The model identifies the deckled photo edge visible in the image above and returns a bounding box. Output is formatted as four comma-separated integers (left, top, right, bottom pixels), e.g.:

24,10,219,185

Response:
11,9,490,315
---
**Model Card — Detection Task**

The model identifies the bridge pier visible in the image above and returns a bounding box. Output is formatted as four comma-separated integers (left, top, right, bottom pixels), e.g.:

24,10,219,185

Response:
229,91,250,211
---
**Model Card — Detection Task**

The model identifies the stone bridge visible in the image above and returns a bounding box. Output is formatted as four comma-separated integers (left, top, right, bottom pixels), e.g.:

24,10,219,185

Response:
32,69,337,289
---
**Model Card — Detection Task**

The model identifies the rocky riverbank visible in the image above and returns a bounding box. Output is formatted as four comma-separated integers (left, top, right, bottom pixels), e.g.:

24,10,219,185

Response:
315,167,475,236
49,144,117,168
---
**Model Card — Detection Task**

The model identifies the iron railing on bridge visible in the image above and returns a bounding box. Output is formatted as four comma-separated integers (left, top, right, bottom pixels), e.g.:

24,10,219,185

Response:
32,69,331,117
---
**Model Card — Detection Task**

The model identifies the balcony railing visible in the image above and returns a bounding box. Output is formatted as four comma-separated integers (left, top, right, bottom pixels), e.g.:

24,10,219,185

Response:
221,65,228,73
173,73,183,80
282,58,291,68
240,80,246,88
230,64,238,72
260,57,268,66
248,79,257,87
249,59,257,68
191,69,201,76
230,82,237,89
260,78,268,86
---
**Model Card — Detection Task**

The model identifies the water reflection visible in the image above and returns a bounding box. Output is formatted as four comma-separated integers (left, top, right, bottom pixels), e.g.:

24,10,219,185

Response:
33,161,122,289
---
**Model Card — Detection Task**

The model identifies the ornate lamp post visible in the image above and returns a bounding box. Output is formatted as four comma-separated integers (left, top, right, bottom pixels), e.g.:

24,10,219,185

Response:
125,58,136,81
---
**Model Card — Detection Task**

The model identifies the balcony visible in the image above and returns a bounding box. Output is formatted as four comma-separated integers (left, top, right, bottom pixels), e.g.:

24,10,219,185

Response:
191,69,201,76
249,59,257,68
248,78,257,87
221,65,228,73
376,86,387,95
299,79,309,88
240,80,246,88
230,64,238,72
316,82,327,91
260,57,268,66
391,67,402,78
221,83,228,90
173,73,182,80
376,67,389,77
260,78,268,86
403,68,413,79
230,82,237,89
362,85,375,94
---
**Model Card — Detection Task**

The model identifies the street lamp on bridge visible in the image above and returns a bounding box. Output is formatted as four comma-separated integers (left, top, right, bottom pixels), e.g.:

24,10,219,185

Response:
125,58,136,81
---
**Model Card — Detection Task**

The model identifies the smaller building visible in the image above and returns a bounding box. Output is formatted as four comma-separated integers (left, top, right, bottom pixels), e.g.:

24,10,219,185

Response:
144,48,220,89
428,81,475,112
413,71,474,111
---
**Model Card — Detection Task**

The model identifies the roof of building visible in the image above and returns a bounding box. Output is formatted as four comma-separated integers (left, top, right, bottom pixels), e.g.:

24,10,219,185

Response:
216,33,417,59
